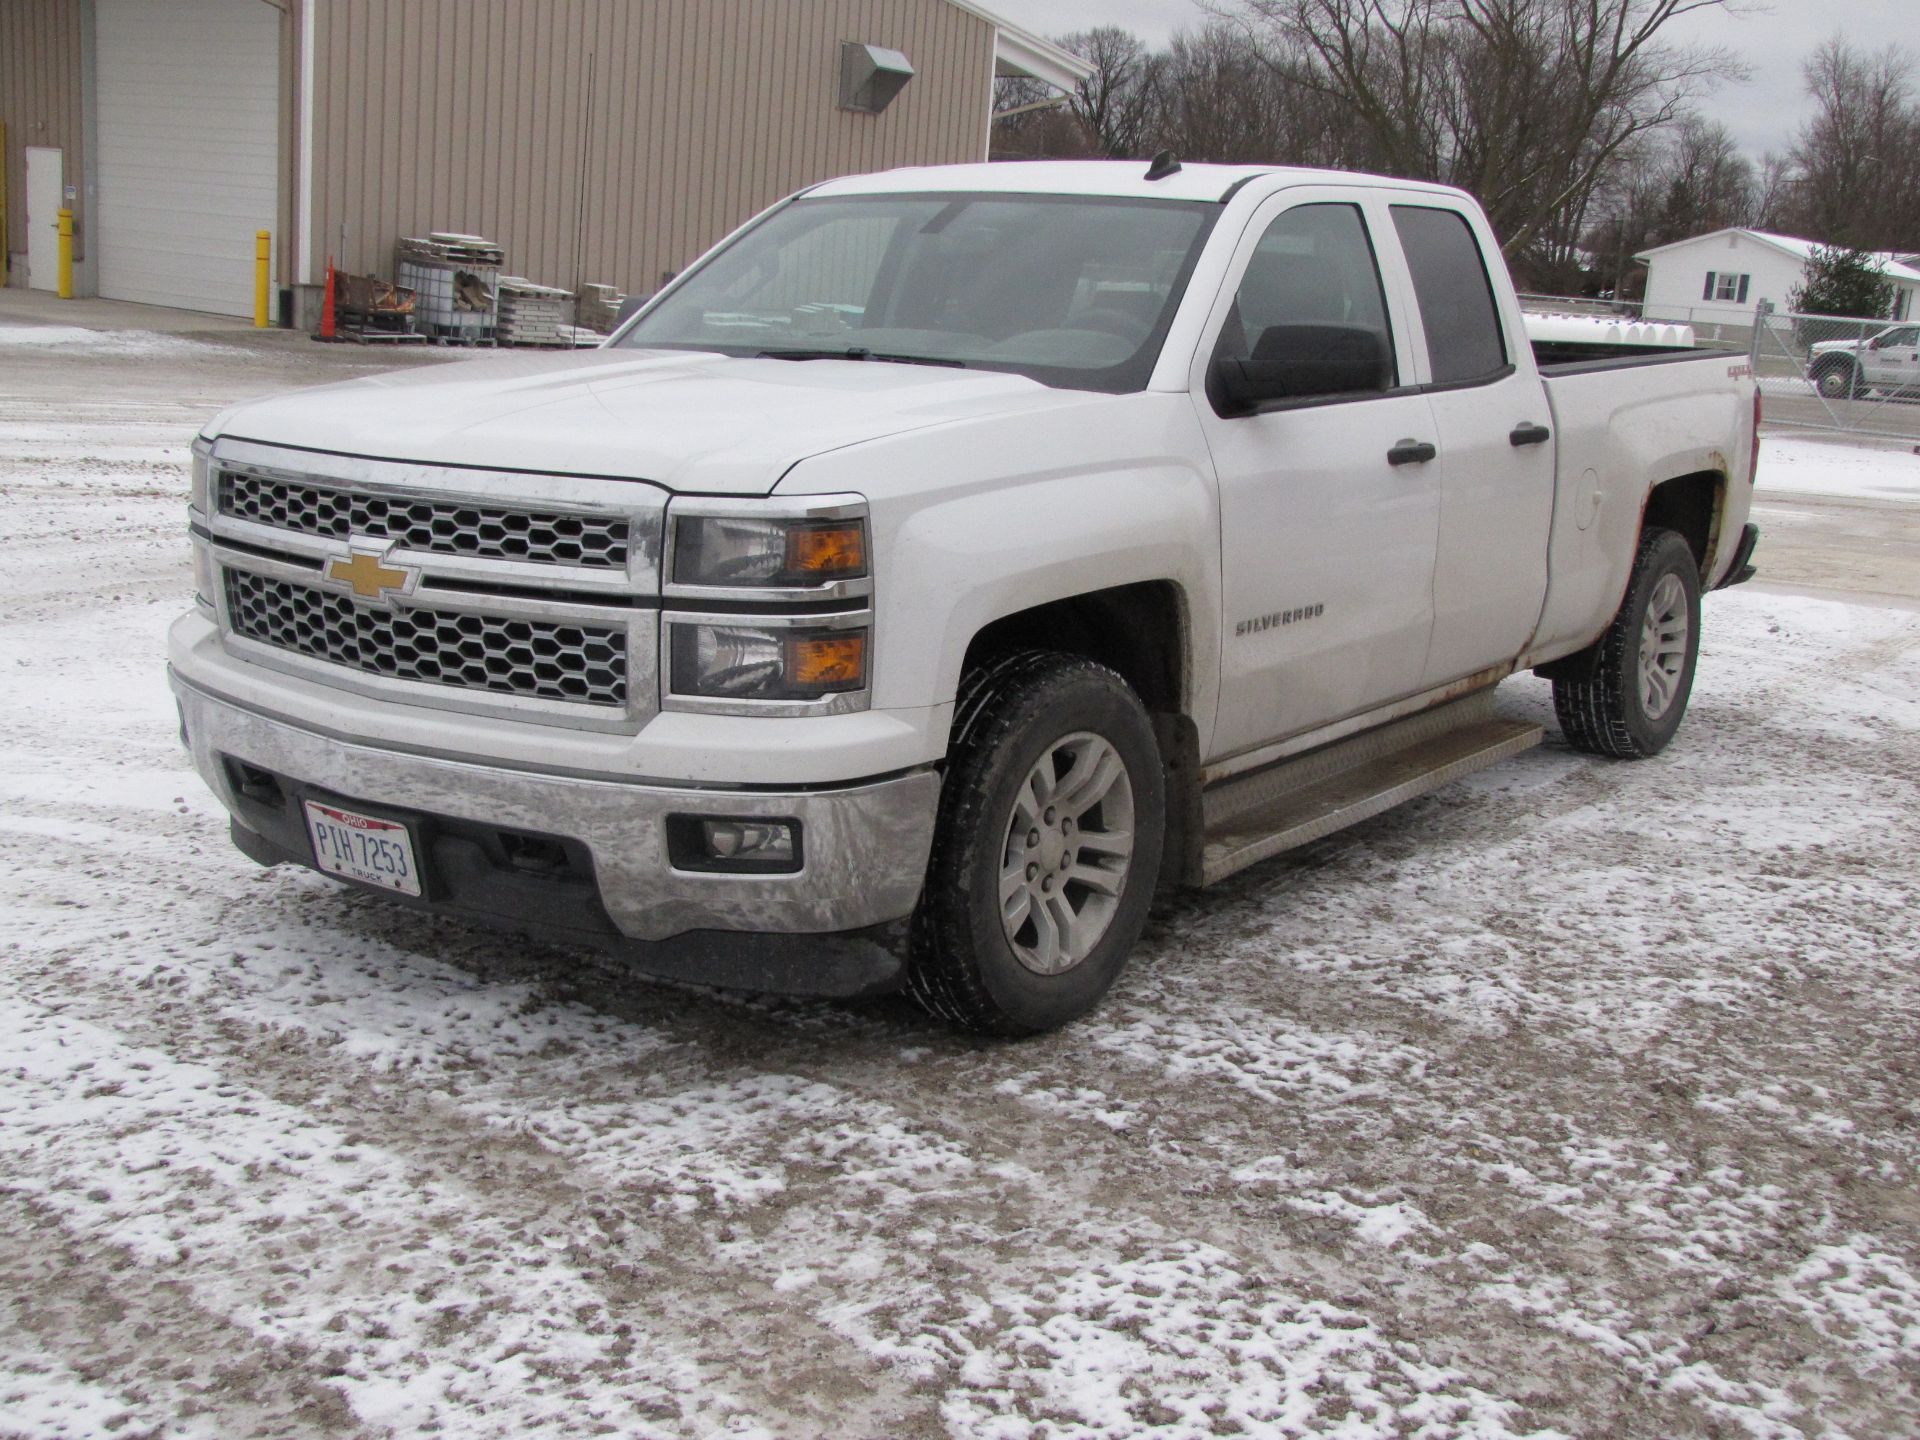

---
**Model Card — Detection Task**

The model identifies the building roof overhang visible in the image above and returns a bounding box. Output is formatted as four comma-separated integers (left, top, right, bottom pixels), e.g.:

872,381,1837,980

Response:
946,2,1096,91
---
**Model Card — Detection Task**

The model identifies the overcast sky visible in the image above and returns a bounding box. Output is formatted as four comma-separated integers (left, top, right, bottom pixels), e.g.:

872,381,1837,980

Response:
988,0,1917,160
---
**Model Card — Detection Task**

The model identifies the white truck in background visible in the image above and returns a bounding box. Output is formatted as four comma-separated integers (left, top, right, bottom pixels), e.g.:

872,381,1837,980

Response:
169,160,1760,1034
1807,321,1920,399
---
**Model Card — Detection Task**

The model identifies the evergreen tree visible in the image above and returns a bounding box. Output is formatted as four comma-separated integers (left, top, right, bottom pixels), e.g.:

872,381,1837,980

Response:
1788,246,1898,319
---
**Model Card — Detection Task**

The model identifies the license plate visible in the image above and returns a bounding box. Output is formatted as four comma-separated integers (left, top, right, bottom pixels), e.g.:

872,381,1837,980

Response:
304,800,422,897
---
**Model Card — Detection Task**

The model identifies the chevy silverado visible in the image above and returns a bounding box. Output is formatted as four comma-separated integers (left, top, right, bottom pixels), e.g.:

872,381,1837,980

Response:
170,160,1761,1033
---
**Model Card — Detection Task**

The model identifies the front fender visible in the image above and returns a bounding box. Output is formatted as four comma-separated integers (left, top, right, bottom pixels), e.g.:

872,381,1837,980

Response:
774,393,1222,754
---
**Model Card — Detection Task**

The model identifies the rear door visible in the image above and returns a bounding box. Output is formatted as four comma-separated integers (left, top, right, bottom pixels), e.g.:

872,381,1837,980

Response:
1383,203,1555,688
1192,188,1442,761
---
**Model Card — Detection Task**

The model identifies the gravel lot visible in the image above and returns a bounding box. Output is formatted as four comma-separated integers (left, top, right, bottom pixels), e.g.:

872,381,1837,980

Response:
2,319,1917,1439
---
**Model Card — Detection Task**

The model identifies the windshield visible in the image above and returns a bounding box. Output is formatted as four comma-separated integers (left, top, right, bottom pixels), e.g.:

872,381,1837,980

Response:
615,193,1218,393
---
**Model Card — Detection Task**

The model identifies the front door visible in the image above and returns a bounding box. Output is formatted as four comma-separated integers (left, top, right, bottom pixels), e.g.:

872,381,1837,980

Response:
25,147,61,293
1866,325,1920,391
1194,191,1442,762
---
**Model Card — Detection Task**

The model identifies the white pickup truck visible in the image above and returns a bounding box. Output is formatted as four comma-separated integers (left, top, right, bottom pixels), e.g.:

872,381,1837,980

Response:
1808,321,1920,399
170,161,1761,1033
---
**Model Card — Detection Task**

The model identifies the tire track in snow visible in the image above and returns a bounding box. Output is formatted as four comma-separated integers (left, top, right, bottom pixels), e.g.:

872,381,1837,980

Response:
0,1195,357,1439
4,807,1552,1438
0,990,776,1440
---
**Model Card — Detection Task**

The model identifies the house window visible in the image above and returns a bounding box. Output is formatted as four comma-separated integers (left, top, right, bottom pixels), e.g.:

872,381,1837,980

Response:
1704,271,1750,303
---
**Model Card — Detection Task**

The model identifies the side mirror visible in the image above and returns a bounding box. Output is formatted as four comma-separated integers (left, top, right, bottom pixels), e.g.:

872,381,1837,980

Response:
614,294,651,328
1213,323,1393,414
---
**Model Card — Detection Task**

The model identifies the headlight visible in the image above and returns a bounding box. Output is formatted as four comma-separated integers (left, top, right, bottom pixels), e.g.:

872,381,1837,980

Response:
189,436,214,515
670,622,868,701
672,514,867,587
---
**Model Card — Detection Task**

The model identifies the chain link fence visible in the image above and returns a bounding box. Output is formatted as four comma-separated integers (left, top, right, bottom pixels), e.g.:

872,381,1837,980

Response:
1748,310,1920,441
1518,295,1920,441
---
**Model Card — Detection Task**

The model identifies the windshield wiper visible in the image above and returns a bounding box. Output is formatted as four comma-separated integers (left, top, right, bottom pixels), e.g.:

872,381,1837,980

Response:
755,346,966,368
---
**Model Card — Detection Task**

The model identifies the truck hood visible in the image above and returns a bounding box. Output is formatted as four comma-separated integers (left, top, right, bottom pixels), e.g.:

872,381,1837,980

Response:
208,347,1076,494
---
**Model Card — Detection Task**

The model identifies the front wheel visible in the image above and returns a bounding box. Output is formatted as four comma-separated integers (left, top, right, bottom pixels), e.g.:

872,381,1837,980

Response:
1814,360,1865,399
907,652,1165,1035
1551,528,1702,759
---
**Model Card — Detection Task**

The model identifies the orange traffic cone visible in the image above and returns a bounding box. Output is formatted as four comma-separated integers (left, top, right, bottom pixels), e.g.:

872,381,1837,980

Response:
319,258,337,340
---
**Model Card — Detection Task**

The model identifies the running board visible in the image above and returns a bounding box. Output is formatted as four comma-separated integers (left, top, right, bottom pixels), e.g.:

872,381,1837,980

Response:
1199,692,1543,886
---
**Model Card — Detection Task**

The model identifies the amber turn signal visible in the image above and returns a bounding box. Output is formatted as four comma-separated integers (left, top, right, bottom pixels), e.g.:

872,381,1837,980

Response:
787,632,867,689
785,523,867,578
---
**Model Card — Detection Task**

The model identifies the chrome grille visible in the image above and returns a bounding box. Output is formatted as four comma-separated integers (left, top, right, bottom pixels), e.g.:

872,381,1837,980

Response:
224,569,627,707
218,470,630,569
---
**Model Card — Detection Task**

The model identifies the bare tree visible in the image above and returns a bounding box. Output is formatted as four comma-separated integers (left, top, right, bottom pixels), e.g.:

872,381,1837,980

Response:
1154,22,1286,162
1774,38,1920,251
1057,27,1165,159
989,71,1096,161
1750,153,1798,233
1220,0,1744,284
1585,116,1755,298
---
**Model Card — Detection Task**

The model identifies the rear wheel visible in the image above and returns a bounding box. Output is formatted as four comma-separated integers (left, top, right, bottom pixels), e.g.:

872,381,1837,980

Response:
907,651,1165,1035
1551,528,1702,759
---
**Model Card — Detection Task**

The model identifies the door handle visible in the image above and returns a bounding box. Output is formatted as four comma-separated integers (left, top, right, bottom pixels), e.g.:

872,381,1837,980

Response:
1509,423,1551,447
1387,439,1437,466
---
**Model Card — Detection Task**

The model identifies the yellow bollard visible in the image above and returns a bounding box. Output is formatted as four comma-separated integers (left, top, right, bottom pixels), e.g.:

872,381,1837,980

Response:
57,209,74,299
254,230,271,327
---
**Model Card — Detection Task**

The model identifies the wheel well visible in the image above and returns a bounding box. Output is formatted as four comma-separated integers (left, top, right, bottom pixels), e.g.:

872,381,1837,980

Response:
1643,471,1722,574
960,582,1186,715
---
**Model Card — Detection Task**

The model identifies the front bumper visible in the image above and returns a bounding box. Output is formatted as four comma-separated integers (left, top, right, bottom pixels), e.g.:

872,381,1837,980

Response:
170,670,942,996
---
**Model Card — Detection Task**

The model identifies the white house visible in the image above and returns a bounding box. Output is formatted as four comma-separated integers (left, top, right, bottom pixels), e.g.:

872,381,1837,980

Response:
1636,228,1920,323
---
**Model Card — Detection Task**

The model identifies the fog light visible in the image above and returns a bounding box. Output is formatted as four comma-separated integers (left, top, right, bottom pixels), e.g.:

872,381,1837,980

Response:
666,814,802,873
706,821,791,860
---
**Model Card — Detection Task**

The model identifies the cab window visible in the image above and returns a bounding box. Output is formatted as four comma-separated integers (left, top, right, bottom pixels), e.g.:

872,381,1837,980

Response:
1215,202,1396,390
1390,205,1508,385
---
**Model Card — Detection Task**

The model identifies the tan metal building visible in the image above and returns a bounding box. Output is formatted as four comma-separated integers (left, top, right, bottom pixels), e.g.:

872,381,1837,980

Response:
1,0,1088,318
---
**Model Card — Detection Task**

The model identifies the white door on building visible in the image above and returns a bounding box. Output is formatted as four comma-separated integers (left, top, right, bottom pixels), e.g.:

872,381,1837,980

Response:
94,0,279,316
25,147,62,292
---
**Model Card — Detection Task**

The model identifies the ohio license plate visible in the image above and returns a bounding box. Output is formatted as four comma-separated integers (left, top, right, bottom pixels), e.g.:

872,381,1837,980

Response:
304,800,422,897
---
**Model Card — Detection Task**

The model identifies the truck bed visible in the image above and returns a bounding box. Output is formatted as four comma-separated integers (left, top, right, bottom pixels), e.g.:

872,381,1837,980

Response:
1523,310,1737,371
1527,345,1756,664
1532,339,1741,371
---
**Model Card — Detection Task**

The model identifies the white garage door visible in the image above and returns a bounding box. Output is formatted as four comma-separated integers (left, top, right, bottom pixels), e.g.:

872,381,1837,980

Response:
95,0,279,317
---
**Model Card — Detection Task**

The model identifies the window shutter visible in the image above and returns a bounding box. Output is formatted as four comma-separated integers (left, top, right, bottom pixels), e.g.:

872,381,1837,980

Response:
1703,271,1717,301
1737,274,1750,303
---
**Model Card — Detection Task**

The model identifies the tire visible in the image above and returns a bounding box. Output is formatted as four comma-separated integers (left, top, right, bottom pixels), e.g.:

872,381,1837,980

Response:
1552,528,1702,759
906,651,1166,1035
1813,359,1865,400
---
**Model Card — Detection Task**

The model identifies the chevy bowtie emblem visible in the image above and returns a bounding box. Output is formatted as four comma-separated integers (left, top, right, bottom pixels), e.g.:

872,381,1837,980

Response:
326,550,415,601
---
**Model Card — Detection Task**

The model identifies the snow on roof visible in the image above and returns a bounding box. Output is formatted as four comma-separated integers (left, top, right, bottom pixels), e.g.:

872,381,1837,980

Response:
1634,227,1920,285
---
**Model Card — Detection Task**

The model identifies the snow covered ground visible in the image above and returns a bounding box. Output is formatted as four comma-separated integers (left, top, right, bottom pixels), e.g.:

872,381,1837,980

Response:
1758,432,1920,504
2,327,1918,1438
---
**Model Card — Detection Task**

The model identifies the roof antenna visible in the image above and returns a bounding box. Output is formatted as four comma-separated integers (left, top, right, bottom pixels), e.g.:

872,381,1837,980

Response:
1144,150,1182,182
